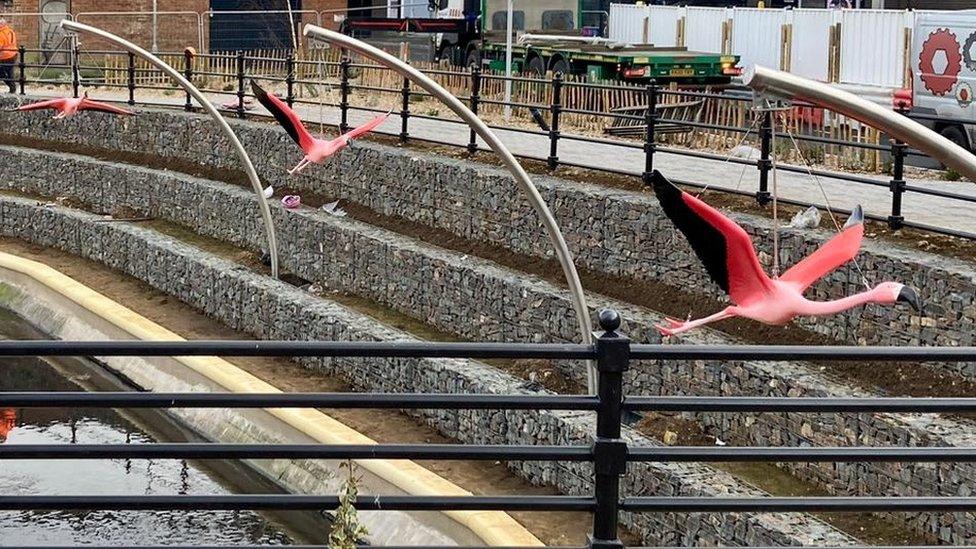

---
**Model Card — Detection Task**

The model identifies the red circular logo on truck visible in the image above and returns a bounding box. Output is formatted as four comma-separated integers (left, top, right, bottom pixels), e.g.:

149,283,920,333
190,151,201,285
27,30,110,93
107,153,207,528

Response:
919,28,963,96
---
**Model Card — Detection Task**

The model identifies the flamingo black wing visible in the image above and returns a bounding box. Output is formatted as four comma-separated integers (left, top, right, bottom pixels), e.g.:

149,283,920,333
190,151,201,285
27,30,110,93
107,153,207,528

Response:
652,170,773,305
251,80,315,151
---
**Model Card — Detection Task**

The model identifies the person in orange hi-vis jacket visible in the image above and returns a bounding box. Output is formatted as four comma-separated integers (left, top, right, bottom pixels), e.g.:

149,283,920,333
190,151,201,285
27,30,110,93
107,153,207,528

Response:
0,408,17,443
0,17,18,94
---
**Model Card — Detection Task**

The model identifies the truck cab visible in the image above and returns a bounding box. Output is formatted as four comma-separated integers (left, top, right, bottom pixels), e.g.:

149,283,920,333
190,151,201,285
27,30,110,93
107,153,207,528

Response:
434,0,597,67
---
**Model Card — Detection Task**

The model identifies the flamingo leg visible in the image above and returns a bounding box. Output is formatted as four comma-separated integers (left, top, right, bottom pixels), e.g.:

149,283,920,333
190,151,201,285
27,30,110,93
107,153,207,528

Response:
295,159,314,173
287,158,311,175
655,307,738,337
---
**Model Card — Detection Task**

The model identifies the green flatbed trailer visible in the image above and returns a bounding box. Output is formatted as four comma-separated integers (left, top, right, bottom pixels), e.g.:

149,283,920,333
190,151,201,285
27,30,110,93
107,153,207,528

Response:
343,0,740,84
480,41,741,84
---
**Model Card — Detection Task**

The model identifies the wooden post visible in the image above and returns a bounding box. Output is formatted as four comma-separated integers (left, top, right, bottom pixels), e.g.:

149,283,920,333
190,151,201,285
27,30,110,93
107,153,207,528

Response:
902,27,913,89
780,24,793,72
642,17,650,45
721,19,733,55
828,23,842,83
676,17,686,48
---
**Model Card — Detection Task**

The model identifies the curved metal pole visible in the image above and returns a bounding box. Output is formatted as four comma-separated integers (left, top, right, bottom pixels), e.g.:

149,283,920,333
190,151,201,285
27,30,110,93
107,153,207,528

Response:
744,65,976,183
302,24,597,392
59,20,280,279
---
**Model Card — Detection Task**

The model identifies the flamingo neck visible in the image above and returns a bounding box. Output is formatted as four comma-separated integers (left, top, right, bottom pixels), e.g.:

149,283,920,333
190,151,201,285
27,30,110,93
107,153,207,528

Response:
800,286,890,316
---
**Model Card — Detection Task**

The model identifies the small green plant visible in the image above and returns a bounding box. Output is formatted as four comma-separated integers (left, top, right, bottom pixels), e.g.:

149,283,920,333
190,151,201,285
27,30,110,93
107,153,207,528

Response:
945,168,962,181
426,108,440,117
774,138,792,159
329,460,368,549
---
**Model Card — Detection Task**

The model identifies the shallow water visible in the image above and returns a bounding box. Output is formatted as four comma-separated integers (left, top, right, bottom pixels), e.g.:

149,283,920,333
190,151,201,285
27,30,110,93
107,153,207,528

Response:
0,308,323,546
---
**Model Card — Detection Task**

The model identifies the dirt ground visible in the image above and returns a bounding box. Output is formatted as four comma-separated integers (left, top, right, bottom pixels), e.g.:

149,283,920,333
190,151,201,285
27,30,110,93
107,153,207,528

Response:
0,237,610,547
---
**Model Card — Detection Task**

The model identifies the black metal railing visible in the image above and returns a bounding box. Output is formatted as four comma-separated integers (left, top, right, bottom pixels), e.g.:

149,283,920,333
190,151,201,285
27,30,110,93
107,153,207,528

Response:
8,309,976,549
12,46,976,241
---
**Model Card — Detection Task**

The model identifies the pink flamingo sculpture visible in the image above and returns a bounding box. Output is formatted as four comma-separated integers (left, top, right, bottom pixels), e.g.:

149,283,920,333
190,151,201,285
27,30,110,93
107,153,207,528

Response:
251,80,390,175
12,92,134,119
652,171,919,336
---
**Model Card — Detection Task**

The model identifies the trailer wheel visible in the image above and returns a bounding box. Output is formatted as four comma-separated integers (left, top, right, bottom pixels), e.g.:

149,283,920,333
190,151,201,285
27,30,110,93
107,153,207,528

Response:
527,55,546,76
550,58,569,76
466,47,481,69
940,125,971,152
436,41,456,64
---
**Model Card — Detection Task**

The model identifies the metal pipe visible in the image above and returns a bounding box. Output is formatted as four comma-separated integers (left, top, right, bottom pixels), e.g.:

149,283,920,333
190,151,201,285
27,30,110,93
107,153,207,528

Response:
744,64,976,183
0,339,595,359
0,443,593,461
151,0,158,52
504,0,513,120
0,391,600,410
302,24,597,392
0,494,595,512
59,20,279,279
517,34,621,47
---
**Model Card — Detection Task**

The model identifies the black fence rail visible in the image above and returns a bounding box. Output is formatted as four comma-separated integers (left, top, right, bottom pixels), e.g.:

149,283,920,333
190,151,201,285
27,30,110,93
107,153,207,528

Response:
7,310,976,548
10,46,976,241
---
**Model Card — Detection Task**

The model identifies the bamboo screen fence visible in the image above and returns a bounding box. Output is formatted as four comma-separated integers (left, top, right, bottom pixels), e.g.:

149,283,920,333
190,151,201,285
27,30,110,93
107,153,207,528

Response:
97,47,884,172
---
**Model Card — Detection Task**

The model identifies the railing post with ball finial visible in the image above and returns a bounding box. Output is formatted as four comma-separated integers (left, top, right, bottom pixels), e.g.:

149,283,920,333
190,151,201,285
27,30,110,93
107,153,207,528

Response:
589,309,629,549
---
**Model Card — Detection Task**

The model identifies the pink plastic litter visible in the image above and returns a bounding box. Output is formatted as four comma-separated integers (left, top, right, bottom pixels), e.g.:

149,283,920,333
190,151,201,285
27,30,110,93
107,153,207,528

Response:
281,195,301,209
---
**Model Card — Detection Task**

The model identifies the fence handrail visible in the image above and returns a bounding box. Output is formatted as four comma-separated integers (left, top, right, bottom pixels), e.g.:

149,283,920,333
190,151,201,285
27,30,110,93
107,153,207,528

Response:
0,339,972,361
76,10,202,16
0,391,599,410
0,494,597,511
11,443,976,463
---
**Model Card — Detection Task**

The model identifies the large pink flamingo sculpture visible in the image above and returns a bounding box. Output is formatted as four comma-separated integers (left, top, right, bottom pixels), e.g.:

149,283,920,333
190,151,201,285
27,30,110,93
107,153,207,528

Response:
12,92,134,119
251,80,389,175
652,171,919,336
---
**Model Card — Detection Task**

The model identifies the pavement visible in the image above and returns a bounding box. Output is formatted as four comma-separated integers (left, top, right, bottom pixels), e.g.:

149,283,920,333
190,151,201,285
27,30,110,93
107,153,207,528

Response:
13,85,976,237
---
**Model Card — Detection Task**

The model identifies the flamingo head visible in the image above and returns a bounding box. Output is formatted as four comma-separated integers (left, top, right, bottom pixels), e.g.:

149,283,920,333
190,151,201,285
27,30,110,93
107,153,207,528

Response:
876,282,921,312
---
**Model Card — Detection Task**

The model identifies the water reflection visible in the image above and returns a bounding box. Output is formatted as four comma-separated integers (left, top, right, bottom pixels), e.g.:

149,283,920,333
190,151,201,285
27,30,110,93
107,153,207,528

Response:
0,308,312,546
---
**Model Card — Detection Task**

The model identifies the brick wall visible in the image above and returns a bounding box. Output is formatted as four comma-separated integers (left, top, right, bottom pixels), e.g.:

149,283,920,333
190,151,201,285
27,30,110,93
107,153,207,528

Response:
2,0,347,53
303,0,348,31
3,1,41,50
72,0,208,52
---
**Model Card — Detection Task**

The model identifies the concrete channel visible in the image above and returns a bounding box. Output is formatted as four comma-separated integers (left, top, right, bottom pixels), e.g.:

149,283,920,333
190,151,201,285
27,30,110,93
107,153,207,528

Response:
0,250,535,546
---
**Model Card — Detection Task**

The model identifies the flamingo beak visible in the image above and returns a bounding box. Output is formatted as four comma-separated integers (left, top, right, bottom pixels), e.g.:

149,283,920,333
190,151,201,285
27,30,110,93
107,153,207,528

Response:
897,286,921,312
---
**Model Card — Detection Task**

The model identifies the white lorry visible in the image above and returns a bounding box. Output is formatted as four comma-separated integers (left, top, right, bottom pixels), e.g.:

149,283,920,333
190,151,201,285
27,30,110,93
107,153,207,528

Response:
911,10,976,151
